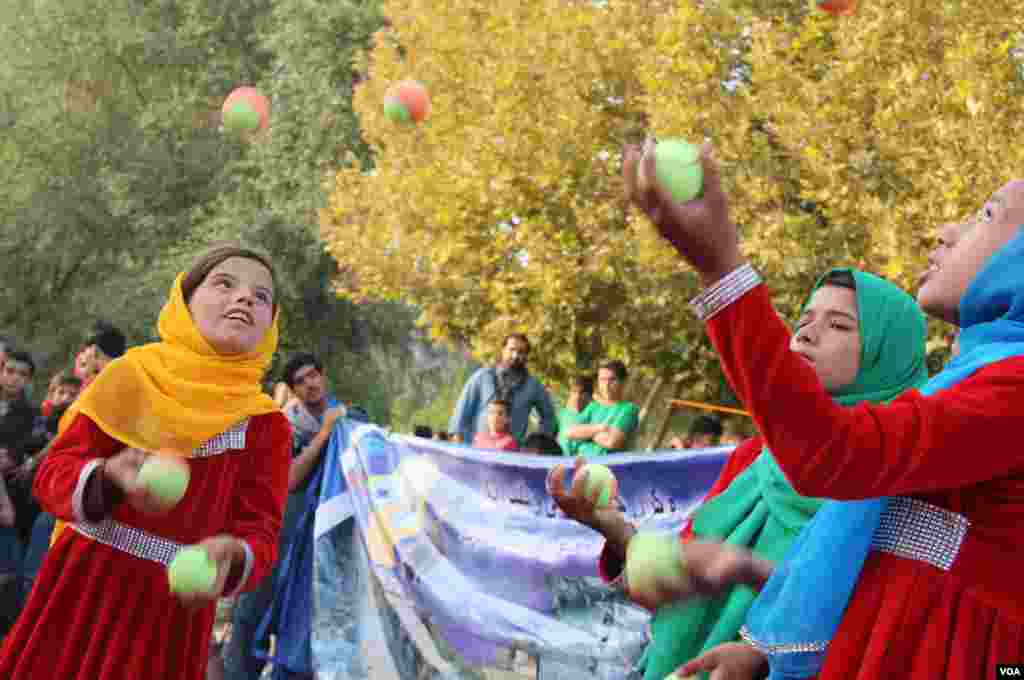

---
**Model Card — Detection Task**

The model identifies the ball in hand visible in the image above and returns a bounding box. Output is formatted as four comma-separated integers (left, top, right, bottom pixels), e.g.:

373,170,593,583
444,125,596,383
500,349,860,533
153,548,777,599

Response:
637,139,704,203
384,80,430,124
137,456,190,509
625,532,687,600
579,463,617,508
168,546,217,595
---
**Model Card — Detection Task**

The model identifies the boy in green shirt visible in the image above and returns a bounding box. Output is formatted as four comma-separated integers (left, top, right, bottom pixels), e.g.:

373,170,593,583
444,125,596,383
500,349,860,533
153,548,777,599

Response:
564,360,639,457
556,375,593,456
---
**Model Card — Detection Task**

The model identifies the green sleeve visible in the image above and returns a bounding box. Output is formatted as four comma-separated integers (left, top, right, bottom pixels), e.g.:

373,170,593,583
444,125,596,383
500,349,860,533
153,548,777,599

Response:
609,402,639,434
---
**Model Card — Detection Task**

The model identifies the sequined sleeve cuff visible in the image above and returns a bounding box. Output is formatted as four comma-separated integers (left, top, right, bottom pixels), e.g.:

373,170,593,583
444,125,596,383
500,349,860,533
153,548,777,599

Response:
225,540,255,597
689,263,763,322
75,459,123,523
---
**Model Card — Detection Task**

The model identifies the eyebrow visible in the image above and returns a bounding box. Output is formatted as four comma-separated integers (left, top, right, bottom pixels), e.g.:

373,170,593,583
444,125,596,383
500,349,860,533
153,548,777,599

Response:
211,272,273,298
799,308,858,322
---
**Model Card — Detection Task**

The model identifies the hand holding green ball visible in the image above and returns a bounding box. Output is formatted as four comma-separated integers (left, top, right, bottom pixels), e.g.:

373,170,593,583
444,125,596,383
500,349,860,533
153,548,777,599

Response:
637,139,704,203
625,531,689,604
137,456,190,510
579,463,617,509
168,546,217,595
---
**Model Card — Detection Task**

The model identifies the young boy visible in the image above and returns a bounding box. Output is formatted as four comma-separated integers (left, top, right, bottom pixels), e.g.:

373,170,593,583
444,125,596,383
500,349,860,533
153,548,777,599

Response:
557,375,593,456
472,398,519,452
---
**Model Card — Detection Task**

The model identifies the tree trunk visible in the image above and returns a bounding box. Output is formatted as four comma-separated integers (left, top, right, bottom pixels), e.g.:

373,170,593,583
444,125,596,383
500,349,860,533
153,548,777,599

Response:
637,372,668,424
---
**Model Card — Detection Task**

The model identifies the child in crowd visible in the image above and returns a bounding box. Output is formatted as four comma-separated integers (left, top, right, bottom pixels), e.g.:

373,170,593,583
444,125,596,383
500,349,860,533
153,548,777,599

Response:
556,375,592,456
472,398,519,452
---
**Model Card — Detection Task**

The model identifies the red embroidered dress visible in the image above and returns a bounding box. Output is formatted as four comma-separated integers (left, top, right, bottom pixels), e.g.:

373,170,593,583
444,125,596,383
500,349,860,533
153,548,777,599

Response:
0,412,291,680
708,283,1024,679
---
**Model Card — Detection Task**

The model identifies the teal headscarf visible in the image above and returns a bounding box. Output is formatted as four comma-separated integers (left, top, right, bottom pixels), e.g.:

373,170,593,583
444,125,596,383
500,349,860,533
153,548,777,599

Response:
746,229,1024,679
639,268,928,680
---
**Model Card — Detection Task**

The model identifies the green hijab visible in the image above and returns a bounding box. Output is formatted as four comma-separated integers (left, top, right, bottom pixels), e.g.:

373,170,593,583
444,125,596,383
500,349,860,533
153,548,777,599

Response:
640,268,928,680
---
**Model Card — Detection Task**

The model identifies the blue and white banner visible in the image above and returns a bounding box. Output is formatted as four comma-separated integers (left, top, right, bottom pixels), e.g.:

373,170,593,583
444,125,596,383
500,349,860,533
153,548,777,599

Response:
311,422,729,679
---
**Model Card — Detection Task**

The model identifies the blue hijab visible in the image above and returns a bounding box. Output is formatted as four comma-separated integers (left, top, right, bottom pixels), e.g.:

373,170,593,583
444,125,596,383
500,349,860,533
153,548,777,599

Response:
743,229,1024,678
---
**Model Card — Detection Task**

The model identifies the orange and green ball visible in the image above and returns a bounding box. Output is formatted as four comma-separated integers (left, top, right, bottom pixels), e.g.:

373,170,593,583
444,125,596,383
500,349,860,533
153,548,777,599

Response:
384,80,430,124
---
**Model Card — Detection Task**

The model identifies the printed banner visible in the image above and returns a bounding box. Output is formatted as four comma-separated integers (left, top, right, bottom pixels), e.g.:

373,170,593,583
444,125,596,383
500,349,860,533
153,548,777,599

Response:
312,422,730,679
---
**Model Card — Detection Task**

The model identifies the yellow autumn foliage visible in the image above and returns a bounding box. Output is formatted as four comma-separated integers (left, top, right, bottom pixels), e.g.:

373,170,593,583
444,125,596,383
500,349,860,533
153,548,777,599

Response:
323,0,1023,389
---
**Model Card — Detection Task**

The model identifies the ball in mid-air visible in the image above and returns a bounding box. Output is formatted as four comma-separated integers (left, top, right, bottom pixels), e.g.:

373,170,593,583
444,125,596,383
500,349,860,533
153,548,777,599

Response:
222,86,270,131
384,80,430,124
817,0,856,15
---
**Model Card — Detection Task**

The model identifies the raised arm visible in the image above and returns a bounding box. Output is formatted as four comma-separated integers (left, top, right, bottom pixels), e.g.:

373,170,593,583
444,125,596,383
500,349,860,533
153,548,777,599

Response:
706,284,1024,498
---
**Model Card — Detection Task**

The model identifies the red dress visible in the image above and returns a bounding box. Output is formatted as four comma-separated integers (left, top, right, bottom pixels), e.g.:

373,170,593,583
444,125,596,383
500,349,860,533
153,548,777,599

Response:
0,412,291,680
707,285,1024,679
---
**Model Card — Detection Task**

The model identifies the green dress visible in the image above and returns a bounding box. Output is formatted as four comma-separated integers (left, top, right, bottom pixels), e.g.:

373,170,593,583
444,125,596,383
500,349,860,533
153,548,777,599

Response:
638,268,929,680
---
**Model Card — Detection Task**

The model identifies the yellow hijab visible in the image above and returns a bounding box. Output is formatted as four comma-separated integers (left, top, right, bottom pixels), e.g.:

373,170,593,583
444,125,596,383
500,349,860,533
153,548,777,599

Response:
61,272,280,453
53,272,279,539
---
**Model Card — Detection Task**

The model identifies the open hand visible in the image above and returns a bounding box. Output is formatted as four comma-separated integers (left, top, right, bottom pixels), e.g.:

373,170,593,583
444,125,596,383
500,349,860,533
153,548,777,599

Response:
623,140,744,285
321,405,347,433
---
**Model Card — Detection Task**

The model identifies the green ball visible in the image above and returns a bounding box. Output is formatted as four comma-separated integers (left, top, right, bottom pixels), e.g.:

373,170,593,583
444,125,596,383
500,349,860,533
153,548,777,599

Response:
651,139,704,203
580,463,616,508
138,457,190,507
625,532,686,597
168,546,217,595
223,101,261,131
383,97,411,123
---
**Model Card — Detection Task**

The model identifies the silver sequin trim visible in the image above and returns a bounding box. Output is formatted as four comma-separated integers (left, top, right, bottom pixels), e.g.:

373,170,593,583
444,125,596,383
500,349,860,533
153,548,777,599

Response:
190,419,249,458
871,496,968,571
740,626,827,654
72,518,183,566
689,263,763,321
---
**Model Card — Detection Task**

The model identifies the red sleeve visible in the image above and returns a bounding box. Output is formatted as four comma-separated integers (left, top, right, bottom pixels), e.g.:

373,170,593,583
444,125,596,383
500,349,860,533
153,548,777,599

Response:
224,411,291,594
706,284,1024,498
33,413,123,522
678,435,763,541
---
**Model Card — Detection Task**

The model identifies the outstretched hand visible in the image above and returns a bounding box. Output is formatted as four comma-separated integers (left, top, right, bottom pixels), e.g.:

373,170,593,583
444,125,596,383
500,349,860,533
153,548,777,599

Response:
545,456,619,533
623,140,745,285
